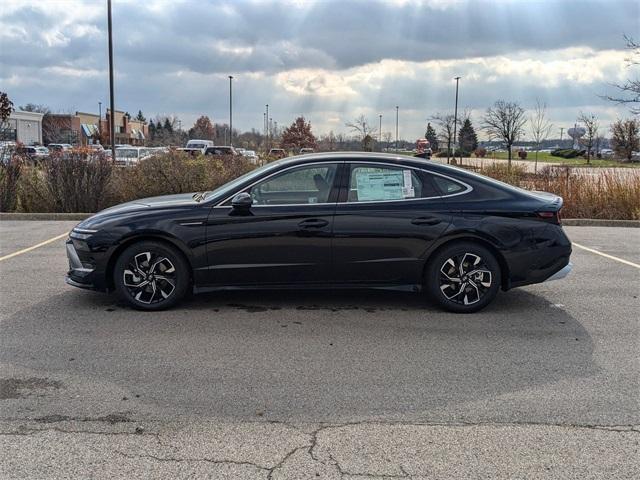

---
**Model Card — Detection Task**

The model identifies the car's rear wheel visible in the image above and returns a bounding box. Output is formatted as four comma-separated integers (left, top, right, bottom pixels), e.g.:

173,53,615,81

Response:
426,242,501,313
114,241,189,311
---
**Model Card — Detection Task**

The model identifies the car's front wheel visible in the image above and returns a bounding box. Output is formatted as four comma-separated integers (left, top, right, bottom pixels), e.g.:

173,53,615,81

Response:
114,241,189,311
425,242,501,313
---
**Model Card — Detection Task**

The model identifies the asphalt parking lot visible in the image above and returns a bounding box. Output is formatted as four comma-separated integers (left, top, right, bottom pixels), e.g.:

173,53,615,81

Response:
0,221,638,479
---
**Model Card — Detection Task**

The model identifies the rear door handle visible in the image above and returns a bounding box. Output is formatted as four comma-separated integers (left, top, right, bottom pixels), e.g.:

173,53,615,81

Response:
298,218,329,229
411,216,442,226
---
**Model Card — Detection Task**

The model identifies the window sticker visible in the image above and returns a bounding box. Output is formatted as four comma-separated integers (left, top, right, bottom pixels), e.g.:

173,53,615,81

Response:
402,170,415,198
355,171,404,201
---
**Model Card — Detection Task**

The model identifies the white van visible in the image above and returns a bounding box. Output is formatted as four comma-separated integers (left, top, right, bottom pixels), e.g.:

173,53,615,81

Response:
185,139,214,154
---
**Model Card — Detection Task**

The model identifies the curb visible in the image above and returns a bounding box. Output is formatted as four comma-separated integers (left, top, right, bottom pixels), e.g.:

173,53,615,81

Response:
561,219,639,228
1,212,638,227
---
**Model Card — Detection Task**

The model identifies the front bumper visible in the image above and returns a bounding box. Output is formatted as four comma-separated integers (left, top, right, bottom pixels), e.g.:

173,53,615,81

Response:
65,240,97,289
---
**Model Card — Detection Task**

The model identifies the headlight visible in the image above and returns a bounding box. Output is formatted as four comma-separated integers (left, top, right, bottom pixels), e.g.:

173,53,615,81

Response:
70,227,98,240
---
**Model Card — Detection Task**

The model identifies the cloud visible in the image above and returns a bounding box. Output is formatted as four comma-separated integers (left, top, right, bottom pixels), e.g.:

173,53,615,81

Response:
0,0,637,139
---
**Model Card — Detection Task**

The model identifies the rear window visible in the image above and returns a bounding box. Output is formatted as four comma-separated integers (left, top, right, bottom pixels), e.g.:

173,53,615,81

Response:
433,176,466,195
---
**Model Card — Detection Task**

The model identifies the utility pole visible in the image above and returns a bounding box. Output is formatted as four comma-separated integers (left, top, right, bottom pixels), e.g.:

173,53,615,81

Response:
265,104,269,151
452,76,461,164
228,75,233,146
395,106,399,152
107,0,116,161
98,101,102,140
379,114,382,150
560,127,564,145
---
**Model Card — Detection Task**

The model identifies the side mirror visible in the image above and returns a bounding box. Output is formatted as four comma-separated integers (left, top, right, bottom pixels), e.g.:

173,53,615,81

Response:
231,192,252,210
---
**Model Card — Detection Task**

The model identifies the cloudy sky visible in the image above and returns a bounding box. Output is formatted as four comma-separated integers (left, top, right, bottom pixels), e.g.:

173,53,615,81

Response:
1,0,638,139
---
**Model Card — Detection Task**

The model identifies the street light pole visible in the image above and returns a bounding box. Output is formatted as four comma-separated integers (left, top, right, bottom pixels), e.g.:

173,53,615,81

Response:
107,0,116,161
98,101,102,140
452,76,461,164
228,75,233,146
395,106,399,152
379,114,382,150
265,104,269,151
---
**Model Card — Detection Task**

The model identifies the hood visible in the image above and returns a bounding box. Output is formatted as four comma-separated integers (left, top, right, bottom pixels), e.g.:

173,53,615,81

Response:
76,193,200,229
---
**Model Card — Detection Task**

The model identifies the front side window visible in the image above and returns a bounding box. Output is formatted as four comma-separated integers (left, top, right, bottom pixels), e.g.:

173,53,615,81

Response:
348,164,438,202
249,164,338,205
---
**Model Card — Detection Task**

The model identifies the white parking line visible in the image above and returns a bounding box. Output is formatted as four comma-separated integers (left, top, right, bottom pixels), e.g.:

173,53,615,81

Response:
572,242,640,269
0,232,69,262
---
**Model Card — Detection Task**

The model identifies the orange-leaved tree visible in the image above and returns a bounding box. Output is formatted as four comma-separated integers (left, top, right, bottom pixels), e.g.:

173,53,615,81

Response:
280,117,317,151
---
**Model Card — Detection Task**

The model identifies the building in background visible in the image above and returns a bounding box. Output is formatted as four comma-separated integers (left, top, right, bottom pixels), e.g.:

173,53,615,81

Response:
1,110,44,145
41,109,148,147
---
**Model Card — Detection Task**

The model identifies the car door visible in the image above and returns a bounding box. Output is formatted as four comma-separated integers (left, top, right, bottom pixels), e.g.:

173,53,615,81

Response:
331,162,452,286
202,162,341,287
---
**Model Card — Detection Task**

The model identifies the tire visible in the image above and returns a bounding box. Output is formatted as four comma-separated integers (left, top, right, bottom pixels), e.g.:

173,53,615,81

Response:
113,240,190,311
425,241,501,313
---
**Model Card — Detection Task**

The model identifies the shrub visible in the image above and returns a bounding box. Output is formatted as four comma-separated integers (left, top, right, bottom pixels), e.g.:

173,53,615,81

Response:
551,149,585,159
112,150,254,203
474,147,487,158
18,152,115,213
0,149,23,212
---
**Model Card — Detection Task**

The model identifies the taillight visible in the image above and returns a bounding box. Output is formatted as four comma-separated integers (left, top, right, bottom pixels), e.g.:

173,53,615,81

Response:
536,211,560,224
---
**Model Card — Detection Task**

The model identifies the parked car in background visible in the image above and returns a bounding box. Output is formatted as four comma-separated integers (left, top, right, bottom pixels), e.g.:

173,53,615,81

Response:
48,143,72,153
16,145,49,161
204,146,238,156
268,148,287,159
177,147,203,157
185,139,214,154
88,144,104,153
114,147,155,166
241,149,260,164
300,148,314,154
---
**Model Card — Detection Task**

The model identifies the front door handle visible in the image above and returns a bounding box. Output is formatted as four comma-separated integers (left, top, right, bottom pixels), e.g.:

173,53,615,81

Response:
298,218,329,229
411,216,442,226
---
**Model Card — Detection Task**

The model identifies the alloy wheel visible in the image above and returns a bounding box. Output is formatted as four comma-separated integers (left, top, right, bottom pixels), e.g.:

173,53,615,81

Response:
122,251,176,304
439,252,492,306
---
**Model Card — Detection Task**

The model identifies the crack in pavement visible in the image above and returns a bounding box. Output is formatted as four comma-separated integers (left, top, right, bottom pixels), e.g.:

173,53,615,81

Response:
1,419,638,479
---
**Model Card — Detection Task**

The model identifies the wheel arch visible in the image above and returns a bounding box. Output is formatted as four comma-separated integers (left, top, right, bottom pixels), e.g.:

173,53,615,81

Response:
105,233,194,291
423,235,511,290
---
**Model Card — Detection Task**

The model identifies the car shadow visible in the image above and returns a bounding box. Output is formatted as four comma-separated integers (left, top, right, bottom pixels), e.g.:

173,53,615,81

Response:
1,287,598,424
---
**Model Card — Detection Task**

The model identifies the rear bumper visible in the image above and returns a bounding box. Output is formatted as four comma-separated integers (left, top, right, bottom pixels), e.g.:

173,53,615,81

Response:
544,262,572,282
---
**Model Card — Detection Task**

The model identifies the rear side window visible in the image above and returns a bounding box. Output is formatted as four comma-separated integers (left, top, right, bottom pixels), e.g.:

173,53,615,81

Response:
348,164,439,202
432,176,466,195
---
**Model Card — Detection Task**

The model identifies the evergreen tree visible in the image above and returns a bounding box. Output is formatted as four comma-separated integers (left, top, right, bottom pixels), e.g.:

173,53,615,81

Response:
148,119,156,139
136,110,146,122
425,122,438,152
458,118,478,153
163,118,173,133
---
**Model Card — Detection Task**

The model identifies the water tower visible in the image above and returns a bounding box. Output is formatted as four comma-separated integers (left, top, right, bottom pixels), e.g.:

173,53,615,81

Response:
567,124,586,149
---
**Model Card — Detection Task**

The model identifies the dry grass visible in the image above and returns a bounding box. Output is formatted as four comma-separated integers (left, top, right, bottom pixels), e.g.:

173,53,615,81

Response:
475,163,640,220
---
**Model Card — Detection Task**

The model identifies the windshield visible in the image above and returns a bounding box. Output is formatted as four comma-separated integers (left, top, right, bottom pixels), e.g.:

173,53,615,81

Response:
186,142,206,148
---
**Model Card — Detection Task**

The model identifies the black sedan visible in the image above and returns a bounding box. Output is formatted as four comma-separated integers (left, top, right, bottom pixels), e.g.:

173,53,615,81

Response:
66,152,572,313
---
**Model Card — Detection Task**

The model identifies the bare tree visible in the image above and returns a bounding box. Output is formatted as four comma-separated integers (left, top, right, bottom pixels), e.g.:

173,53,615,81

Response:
577,112,599,164
345,115,378,150
529,99,553,172
432,113,456,163
602,35,640,115
482,100,527,167
610,118,640,162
